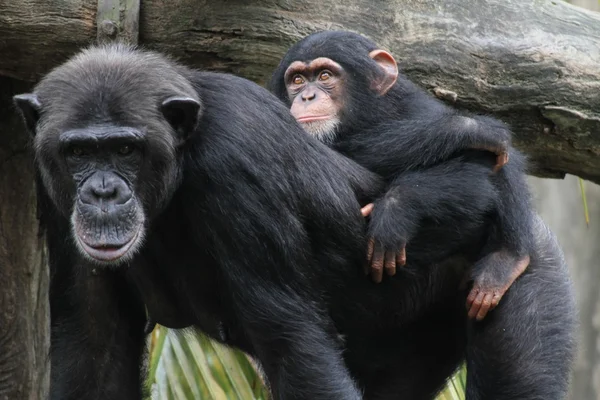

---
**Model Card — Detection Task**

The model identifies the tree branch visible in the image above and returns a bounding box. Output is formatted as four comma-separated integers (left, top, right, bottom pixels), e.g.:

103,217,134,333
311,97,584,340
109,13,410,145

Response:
0,0,599,182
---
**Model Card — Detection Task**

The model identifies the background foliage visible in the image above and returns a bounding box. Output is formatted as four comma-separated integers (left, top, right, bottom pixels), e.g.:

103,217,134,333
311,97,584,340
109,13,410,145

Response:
146,325,466,400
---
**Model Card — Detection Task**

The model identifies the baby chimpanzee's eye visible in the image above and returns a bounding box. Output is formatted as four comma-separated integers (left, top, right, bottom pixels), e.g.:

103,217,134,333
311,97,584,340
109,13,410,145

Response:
292,75,305,85
319,70,332,81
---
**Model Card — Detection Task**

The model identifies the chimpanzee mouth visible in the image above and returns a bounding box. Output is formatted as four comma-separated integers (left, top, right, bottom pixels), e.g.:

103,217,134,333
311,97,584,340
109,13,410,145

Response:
296,115,331,123
74,225,142,263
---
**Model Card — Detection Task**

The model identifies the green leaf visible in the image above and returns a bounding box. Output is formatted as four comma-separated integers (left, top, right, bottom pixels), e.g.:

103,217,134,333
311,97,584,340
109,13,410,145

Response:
436,364,466,400
579,177,590,226
147,326,466,400
146,326,269,400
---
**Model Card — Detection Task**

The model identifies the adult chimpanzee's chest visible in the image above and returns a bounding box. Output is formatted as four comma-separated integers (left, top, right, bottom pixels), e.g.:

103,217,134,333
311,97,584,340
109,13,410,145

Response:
125,205,231,339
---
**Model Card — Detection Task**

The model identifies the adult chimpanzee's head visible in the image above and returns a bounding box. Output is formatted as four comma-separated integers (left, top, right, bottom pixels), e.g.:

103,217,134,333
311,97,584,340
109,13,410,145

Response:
269,30,400,143
14,44,201,265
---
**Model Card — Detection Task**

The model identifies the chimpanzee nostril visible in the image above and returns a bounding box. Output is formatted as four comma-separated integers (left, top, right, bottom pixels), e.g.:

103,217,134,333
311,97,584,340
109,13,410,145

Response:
301,91,316,101
92,185,117,200
80,172,132,207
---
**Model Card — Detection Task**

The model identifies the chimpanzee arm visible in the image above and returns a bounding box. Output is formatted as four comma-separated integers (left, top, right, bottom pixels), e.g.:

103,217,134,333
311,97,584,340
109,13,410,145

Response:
369,154,497,248
337,114,511,177
465,151,535,319
47,213,147,400
487,151,534,257
366,153,498,281
370,150,533,255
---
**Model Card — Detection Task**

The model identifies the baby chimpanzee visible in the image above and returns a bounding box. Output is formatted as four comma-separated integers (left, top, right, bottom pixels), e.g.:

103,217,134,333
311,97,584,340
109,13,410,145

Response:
269,30,532,320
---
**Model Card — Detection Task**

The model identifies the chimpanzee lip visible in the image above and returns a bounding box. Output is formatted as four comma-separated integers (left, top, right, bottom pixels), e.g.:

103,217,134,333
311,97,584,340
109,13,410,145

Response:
76,227,141,263
296,115,331,122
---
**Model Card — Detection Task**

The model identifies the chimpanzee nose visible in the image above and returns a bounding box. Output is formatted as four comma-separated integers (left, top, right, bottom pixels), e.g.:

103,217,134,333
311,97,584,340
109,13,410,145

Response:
80,172,132,207
301,91,316,101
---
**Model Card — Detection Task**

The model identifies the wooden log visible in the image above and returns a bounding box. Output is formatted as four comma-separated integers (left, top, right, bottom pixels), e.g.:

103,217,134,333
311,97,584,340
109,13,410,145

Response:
139,0,600,183
2,0,599,182
0,77,49,399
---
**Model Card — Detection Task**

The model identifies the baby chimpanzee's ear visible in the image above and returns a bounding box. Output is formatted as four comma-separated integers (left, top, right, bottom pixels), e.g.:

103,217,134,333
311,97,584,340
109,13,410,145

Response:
160,96,202,141
368,49,399,96
13,93,42,136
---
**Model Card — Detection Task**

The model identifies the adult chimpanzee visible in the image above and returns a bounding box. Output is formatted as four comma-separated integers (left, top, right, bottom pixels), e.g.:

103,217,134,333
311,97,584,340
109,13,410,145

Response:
15,44,574,400
269,30,533,320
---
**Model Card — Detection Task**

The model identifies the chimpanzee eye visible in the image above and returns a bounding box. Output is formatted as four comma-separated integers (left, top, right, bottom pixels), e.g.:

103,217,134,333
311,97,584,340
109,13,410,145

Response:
319,70,332,81
292,75,304,85
118,145,133,155
71,146,84,157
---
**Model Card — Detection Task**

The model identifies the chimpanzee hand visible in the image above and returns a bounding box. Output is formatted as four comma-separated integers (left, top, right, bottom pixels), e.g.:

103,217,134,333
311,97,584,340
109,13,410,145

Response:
466,120,512,173
466,251,530,320
451,115,513,173
361,197,416,283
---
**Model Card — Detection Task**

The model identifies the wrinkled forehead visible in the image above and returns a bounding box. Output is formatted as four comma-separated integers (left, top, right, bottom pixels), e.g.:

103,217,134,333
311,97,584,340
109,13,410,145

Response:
35,76,164,132
38,89,151,132
33,50,195,130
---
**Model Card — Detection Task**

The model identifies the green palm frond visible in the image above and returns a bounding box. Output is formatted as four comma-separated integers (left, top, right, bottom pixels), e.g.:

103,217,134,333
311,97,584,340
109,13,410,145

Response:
579,177,590,226
437,364,467,400
146,325,466,399
146,326,269,400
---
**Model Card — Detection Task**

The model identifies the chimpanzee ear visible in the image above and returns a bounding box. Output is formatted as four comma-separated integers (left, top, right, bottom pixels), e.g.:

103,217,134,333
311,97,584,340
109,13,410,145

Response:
368,49,399,96
13,93,42,136
160,96,202,141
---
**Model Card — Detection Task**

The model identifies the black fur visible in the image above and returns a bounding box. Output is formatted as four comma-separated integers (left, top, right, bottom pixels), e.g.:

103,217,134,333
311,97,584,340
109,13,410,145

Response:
14,43,575,400
269,30,577,399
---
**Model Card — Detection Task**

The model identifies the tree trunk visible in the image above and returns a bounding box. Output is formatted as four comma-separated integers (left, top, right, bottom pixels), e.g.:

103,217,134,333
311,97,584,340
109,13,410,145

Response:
0,77,50,399
0,0,599,182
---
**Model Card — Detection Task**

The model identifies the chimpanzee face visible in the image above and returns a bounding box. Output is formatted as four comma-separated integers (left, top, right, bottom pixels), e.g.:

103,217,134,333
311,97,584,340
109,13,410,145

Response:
14,45,201,265
270,31,399,143
284,57,347,143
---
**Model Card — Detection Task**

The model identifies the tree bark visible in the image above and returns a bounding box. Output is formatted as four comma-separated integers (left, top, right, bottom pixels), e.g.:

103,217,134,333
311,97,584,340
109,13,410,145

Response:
0,0,599,182
0,77,50,399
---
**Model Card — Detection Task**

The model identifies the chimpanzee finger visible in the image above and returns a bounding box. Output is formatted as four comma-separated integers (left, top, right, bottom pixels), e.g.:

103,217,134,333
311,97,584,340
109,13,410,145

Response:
468,291,486,319
490,292,502,309
370,244,385,283
476,294,494,321
466,288,478,309
384,250,396,276
468,303,481,320
367,238,375,261
468,304,482,320
397,246,406,266
364,239,375,275
361,203,374,217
